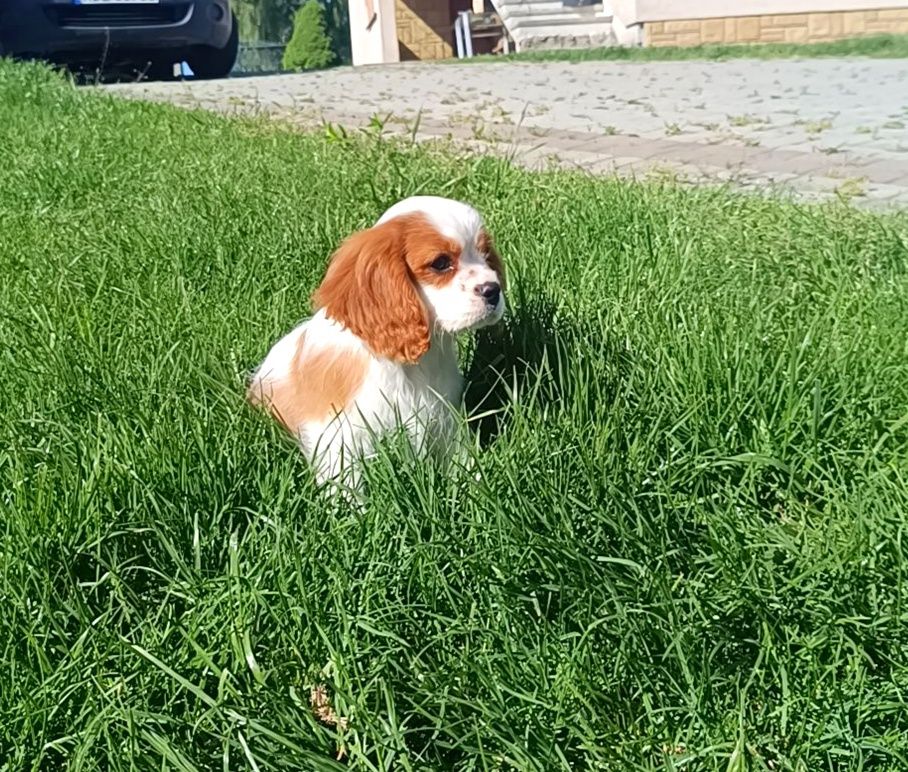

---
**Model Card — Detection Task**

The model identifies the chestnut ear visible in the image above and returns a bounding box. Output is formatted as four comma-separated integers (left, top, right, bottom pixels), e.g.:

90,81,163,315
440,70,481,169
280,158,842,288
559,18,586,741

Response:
313,217,430,363
479,228,506,290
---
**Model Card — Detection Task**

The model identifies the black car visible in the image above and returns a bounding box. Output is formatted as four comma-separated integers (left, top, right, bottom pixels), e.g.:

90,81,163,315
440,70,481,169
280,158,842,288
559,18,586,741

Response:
0,0,238,79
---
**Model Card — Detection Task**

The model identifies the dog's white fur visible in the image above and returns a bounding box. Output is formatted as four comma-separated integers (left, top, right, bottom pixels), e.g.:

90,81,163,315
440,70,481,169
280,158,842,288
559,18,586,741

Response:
248,196,505,490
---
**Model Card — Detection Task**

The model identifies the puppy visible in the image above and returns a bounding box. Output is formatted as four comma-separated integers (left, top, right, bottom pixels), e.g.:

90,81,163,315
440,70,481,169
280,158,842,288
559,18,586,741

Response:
248,196,505,490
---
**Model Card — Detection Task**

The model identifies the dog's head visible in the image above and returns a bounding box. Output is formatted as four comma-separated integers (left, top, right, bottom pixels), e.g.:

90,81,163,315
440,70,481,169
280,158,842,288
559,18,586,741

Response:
313,196,506,363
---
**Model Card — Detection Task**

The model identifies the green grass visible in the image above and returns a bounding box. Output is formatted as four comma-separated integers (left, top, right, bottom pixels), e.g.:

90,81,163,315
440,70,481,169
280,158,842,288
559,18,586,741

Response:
467,33,908,64
2,60,908,770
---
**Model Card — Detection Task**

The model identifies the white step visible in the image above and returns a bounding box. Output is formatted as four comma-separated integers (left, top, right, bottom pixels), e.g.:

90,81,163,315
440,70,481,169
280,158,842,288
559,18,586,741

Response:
510,24,616,50
498,2,606,18
497,0,583,16
506,12,613,28
495,0,610,17
491,0,615,52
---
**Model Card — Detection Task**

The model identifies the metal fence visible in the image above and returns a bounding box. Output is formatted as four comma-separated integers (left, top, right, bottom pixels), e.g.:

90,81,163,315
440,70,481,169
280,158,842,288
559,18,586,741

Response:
234,41,286,75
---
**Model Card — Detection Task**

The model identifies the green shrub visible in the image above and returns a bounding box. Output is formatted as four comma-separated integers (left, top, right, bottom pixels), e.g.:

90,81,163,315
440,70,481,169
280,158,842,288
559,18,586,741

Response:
282,0,336,71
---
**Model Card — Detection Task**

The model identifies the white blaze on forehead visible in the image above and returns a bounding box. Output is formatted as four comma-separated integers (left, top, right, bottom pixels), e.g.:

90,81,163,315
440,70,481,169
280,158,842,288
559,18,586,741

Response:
376,196,483,245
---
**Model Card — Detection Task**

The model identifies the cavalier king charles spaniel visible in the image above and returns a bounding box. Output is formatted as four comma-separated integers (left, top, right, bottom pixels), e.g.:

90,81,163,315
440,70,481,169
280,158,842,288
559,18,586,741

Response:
248,196,505,490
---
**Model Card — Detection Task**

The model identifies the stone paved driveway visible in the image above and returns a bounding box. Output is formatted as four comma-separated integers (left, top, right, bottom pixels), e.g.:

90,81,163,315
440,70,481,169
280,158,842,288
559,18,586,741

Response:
107,58,908,208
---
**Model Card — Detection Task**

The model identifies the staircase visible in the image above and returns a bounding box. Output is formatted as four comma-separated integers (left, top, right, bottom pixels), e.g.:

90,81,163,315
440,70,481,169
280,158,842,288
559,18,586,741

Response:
490,0,615,52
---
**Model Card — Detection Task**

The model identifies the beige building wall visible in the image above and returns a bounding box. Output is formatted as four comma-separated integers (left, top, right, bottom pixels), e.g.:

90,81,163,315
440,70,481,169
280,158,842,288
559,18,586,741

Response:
349,0,400,66
610,0,908,47
645,8,908,46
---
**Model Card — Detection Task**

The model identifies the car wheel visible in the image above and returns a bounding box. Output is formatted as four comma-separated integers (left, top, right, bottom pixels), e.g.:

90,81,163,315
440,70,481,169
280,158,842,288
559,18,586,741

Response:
186,12,239,79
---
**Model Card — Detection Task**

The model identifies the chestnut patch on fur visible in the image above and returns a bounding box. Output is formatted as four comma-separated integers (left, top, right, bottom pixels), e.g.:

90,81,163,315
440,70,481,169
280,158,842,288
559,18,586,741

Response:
407,218,461,289
248,333,368,431
478,228,506,289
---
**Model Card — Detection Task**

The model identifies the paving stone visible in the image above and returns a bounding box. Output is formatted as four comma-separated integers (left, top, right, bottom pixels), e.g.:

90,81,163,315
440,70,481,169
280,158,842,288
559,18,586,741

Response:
852,160,908,185
105,57,908,210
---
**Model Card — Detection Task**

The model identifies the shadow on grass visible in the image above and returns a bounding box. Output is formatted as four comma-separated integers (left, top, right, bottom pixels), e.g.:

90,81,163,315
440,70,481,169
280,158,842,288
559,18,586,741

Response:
463,294,631,448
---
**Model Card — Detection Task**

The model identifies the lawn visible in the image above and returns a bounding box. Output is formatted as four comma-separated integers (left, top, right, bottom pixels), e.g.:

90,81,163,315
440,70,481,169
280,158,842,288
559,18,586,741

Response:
2,60,908,770
469,33,908,64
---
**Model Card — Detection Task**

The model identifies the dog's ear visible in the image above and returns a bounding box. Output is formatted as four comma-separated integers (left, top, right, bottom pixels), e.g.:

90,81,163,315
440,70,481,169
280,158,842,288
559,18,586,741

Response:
313,216,430,363
478,227,506,291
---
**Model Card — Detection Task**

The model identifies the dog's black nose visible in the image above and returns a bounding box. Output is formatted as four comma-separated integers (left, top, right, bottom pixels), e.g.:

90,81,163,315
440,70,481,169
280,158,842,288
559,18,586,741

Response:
475,281,501,305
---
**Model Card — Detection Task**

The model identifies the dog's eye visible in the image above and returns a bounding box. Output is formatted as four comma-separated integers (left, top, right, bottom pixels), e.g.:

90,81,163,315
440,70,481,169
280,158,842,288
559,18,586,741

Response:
430,254,453,272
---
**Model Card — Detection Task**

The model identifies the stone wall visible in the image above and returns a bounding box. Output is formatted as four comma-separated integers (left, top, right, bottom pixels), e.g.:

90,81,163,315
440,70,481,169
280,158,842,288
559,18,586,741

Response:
645,8,908,46
396,0,465,60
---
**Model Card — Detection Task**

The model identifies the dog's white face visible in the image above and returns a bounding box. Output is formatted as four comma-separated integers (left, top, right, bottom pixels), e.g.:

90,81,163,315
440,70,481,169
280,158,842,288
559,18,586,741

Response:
376,196,506,335
314,196,506,363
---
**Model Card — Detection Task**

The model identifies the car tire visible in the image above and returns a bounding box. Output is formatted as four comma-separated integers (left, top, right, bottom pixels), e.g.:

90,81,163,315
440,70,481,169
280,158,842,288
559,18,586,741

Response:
186,12,239,79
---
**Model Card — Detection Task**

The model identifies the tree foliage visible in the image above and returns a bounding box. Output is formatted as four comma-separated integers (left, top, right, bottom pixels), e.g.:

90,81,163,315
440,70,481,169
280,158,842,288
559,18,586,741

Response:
235,0,350,64
281,0,336,70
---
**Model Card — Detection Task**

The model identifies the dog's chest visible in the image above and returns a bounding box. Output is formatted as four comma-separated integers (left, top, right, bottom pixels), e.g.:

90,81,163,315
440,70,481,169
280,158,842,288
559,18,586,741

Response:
406,335,464,406
360,335,463,431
